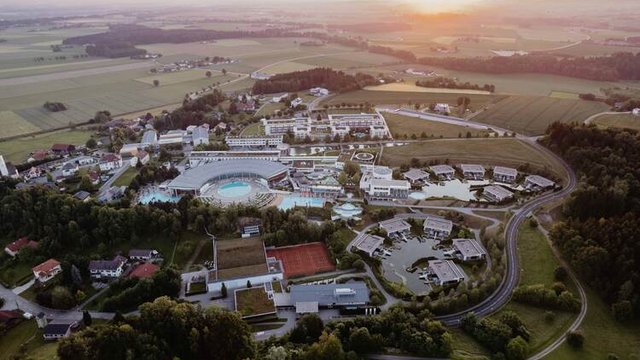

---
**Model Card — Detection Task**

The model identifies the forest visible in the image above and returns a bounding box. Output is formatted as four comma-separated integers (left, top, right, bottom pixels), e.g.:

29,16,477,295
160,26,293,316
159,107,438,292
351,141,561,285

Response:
252,68,378,94
418,52,640,81
542,123,640,320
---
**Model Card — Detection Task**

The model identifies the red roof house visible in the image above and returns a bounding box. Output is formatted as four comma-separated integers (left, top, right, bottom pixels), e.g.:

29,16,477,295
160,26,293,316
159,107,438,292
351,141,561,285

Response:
32,259,62,283
4,237,39,257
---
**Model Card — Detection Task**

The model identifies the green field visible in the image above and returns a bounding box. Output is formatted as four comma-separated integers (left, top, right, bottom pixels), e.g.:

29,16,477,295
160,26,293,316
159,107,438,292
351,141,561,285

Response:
135,70,233,86
384,113,491,138
592,113,640,131
381,138,566,178
240,122,265,136
235,287,276,317
471,96,609,135
0,321,58,360
0,129,93,163
112,166,139,187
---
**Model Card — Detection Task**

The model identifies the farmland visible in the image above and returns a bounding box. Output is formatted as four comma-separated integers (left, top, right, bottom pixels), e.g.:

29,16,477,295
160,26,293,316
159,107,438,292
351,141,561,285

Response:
384,113,491,138
365,83,491,95
592,113,640,131
0,129,93,163
470,96,609,135
382,138,566,178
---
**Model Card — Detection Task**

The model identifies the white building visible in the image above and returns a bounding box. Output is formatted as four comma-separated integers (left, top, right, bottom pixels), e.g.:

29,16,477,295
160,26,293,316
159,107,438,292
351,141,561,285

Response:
99,153,123,172
32,259,62,283
434,103,450,114
353,234,385,257
524,175,555,191
262,113,390,140
61,162,79,177
430,164,455,180
310,87,329,97
403,168,430,184
452,239,486,261
141,130,158,147
493,166,518,183
89,255,127,279
0,155,19,178
159,130,186,146
359,166,410,199
272,93,289,103
632,108,640,116
379,218,412,236
290,97,303,108
484,185,514,202
460,164,485,180
225,135,284,148
428,260,465,286
191,126,210,146
423,216,453,239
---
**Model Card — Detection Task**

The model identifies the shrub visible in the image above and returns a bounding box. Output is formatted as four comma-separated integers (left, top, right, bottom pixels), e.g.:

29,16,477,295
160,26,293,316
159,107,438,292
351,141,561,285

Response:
566,330,584,348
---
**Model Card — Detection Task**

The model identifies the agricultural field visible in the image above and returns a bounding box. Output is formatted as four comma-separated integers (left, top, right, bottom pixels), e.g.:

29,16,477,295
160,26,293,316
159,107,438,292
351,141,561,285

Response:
365,83,491,95
0,129,93,163
135,69,234,86
382,138,566,178
384,113,491,138
471,96,609,135
592,113,640,131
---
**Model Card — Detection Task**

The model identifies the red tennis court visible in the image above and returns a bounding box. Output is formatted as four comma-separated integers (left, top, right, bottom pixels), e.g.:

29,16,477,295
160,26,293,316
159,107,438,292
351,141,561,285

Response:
266,242,335,278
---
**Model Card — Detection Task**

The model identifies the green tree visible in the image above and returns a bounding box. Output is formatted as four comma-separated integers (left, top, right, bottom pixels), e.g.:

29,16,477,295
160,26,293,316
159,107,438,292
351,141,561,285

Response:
505,336,528,360
566,330,584,348
153,79,160,87
86,138,97,149
305,332,345,360
206,70,212,78
221,283,228,298
82,310,92,326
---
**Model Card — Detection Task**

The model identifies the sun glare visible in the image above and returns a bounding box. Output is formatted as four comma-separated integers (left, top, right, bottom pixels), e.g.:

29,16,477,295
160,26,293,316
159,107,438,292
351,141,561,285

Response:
407,0,481,12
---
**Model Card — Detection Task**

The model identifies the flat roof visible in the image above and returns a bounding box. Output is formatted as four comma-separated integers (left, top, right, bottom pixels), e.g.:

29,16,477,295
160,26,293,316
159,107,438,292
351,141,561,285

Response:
431,164,455,174
452,238,486,258
167,159,288,190
429,260,465,283
484,185,514,199
423,216,453,233
370,178,410,188
525,175,555,187
290,283,369,306
403,168,430,181
493,166,518,177
460,164,485,173
295,301,319,314
354,234,385,254
379,218,411,234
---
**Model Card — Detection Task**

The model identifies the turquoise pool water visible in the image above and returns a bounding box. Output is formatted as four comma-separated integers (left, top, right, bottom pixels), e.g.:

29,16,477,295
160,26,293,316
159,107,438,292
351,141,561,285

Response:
139,192,181,204
217,181,252,198
279,196,325,211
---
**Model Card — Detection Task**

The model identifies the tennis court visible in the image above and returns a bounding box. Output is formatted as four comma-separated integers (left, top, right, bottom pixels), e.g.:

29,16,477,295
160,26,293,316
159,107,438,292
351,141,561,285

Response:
266,242,335,278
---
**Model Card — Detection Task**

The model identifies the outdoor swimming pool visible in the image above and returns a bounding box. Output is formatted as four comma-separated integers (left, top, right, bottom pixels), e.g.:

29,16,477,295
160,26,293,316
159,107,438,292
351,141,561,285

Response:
217,181,252,198
139,191,181,204
279,196,325,211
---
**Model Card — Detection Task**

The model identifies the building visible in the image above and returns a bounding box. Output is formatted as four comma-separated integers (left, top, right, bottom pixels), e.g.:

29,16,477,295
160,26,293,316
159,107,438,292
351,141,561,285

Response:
460,164,485,180
524,175,555,191
236,99,257,113
430,165,455,180
379,218,411,236
262,112,390,140
359,166,410,200
61,162,78,177
4,237,38,257
310,87,329,96
158,130,186,145
128,263,160,279
452,239,486,261
99,153,123,172
423,216,453,239
353,234,385,257
272,93,289,103
0,310,22,329
290,97,303,108
0,155,19,178
191,126,210,146
434,103,450,114
88,255,127,280
135,150,150,166
51,144,75,155
43,321,76,341
289,282,369,312
493,166,518,183
73,190,91,202
632,108,640,116
238,217,262,238
403,168,430,184
141,130,158,147
32,259,62,283
484,185,514,202
428,260,465,286
128,249,159,261
225,135,284,149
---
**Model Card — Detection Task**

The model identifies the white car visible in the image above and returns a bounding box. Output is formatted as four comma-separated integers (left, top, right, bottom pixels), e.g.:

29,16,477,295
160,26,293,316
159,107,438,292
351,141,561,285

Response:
23,312,33,319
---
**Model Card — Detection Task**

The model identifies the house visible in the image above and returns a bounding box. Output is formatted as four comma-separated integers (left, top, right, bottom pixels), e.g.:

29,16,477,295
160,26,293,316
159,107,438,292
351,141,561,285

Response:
353,234,385,257
191,126,209,146
25,166,42,180
88,171,100,185
452,239,486,261
289,282,369,312
272,93,289,103
379,218,411,236
460,164,485,180
290,97,303,108
430,165,455,180
238,217,262,238
213,122,228,132
88,255,127,279
493,166,518,183
61,162,78,177
0,155,19,178
423,216,453,239
29,150,49,162
99,153,123,172
484,185,514,202
434,103,450,114
98,186,126,203
128,263,160,279
5,237,38,257
128,249,158,261
50,144,75,155
73,191,91,202
32,259,62,283
428,260,465,286
119,143,140,157
402,168,430,184
236,99,257,113
310,87,329,97
524,175,555,191
43,321,77,341
632,108,640,116
135,150,150,166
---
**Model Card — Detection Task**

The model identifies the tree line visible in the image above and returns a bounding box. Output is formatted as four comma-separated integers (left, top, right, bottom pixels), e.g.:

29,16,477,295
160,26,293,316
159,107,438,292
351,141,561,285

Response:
415,76,495,93
252,68,378,94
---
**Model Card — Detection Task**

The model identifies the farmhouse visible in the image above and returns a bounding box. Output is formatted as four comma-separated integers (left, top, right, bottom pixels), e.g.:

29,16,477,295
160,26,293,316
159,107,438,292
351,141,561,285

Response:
493,166,518,183
484,185,514,202
290,97,303,108
460,164,485,180
99,153,123,172
402,168,430,184
524,175,555,190
353,234,385,257
310,87,329,96
379,218,411,236
32,259,62,283
428,260,465,286
225,135,284,149
431,165,455,180
289,282,369,313
128,249,159,261
43,321,77,341
4,237,38,257
423,216,453,239
452,239,486,261
88,255,127,280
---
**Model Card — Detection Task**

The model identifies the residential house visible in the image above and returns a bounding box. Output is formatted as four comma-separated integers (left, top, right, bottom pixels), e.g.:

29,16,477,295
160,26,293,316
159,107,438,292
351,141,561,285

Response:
99,153,123,172
134,150,150,166
460,164,485,180
89,255,127,280
50,144,76,155
430,165,455,180
452,239,486,261
423,216,453,239
32,259,62,283
128,263,159,279
353,234,385,257
25,166,42,180
290,97,303,108
484,185,514,202
434,103,450,114
236,99,257,113
402,168,430,184
88,171,100,185
428,260,465,286
309,87,329,97
524,175,555,191
61,162,78,177
43,321,77,341
5,237,39,257
128,249,159,261
28,150,49,162
379,218,411,236
73,191,91,202
493,166,518,183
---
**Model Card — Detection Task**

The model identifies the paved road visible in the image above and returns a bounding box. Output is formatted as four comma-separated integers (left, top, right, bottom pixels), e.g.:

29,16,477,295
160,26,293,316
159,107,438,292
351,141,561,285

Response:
98,163,130,193
583,111,630,125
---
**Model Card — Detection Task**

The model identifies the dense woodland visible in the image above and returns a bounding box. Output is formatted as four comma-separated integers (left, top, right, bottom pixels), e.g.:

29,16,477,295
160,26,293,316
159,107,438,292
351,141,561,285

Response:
252,68,377,94
542,123,640,320
418,52,640,81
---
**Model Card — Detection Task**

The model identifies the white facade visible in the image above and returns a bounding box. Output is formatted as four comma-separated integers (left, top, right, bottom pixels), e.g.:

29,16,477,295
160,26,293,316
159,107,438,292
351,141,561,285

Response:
262,112,390,139
207,272,283,292
225,135,284,148
632,108,640,116
493,166,518,183
434,103,450,114
99,155,123,172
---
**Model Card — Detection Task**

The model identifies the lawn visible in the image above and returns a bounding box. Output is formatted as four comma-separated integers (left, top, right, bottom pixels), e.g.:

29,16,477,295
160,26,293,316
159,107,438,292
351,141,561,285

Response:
0,261,34,288
470,95,609,135
383,113,490,139
592,113,640,131
381,138,566,179
0,129,93,163
0,321,58,360
112,167,139,187
240,122,265,136
234,287,276,318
